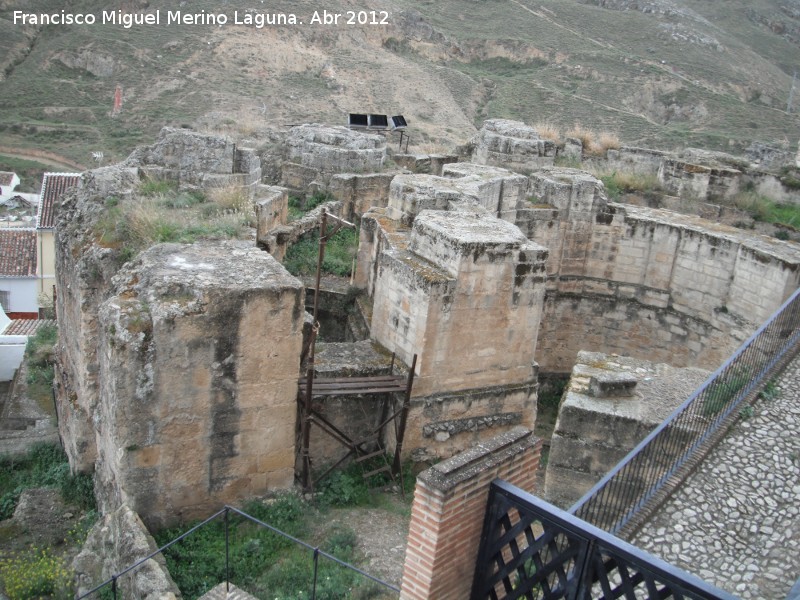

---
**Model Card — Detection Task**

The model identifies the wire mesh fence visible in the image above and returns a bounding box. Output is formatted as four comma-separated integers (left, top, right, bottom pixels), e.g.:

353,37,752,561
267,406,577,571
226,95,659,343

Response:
570,287,800,534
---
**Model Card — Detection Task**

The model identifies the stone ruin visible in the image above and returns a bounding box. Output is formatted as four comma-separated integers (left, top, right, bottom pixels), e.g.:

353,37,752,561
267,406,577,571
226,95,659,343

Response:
545,350,710,508
53,119,800,560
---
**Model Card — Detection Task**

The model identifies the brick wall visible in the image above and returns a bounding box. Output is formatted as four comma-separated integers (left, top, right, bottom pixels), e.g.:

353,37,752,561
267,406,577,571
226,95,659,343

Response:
400,427,542,600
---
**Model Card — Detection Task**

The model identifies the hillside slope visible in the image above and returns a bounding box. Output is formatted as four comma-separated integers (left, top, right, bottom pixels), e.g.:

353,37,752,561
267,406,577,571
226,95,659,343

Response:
1,0,800,166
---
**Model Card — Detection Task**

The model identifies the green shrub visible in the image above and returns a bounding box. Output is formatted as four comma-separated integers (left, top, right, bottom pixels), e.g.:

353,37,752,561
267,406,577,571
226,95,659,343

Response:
701,371,750,416
0,443,96,519
0,546,73,600
138,177,177,196
316,469,371,508
284,226,359,278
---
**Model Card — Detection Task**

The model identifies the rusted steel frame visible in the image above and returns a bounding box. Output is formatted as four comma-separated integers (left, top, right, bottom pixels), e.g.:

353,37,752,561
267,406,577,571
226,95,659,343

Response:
391,354,417,484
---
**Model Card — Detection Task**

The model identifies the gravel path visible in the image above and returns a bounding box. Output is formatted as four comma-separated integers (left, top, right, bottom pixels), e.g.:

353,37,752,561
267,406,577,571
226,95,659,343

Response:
631,353,800,599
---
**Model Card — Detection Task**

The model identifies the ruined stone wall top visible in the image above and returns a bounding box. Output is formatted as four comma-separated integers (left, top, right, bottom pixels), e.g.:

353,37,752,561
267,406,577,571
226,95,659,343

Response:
471,119,556,171
285,124,387,173
545,350,710,507
124,127,235,177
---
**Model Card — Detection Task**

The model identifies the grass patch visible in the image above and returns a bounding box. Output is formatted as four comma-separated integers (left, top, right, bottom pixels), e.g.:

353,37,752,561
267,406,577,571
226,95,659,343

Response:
596,171,661,201
0,442,96,521
284,225,359,278
729,191,800,229
93,183,254,266
155,491,397,599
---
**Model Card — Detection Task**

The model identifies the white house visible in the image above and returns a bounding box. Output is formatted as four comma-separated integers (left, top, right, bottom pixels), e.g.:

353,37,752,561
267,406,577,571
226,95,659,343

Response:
0,228,39,319
0,305,27,382
0,172,21,201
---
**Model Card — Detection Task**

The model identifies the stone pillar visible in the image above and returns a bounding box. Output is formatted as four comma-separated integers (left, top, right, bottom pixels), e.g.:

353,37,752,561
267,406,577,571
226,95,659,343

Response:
400,427,541,600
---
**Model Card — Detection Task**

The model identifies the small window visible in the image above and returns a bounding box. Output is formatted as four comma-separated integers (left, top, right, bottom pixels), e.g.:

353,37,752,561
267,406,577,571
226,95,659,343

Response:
0,290,9,312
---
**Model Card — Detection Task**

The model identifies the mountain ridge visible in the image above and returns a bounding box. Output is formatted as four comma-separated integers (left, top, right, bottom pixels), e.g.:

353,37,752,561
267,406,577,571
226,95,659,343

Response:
1,0,800,167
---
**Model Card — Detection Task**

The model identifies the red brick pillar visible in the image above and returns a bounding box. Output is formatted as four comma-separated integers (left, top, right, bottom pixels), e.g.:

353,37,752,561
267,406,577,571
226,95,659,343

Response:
400,427,541,600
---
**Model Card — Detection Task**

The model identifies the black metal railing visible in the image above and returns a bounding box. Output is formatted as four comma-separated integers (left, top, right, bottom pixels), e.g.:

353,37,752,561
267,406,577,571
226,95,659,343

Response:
472,479,736,600
570,286,800,534
78,505,400,599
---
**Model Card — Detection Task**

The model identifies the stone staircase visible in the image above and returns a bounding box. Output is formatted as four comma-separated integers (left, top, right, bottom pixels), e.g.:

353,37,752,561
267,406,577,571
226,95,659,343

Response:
198,583,260,600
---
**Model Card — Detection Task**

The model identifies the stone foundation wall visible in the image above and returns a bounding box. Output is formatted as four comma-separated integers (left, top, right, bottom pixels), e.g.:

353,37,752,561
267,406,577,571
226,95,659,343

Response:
470,118,556,171
370,210,547,398
545,352,709,508
658,158,741,200
94,242,303,528
328,172,396,220
124,127,261,194
392,153,460,176
522,168,800,371
282,124,387,194
55,167,141,472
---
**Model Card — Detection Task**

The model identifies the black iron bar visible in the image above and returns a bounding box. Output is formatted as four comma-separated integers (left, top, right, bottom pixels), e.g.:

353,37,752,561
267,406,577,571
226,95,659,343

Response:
225,507,230,593
312,548,320,600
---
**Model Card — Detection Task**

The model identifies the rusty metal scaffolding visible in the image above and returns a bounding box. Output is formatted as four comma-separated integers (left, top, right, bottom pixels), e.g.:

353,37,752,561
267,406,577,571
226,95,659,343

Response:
296,208,417,493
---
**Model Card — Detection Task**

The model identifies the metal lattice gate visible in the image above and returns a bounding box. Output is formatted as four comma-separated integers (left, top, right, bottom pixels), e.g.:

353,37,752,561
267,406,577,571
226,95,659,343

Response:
471,480,736,600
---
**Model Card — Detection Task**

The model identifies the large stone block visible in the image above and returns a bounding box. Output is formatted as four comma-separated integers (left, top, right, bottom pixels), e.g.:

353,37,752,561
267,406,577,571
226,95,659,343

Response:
544,351,709,508
94,241,304,527
371,210,547,398
471,119,556,171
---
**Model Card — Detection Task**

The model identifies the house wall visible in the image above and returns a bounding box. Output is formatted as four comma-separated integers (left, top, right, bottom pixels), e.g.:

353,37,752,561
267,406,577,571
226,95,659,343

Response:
0,335,27,381
37,229,56,302
0,277,38,316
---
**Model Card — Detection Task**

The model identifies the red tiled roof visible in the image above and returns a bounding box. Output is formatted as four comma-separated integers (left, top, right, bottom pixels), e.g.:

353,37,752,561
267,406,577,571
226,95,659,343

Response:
0,172,17,186
0,228,37,277
37,172,80,229
4,319,55,336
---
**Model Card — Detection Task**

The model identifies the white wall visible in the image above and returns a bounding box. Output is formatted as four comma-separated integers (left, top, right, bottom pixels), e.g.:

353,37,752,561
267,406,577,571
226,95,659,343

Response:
0,336,27,381
0,278,38,313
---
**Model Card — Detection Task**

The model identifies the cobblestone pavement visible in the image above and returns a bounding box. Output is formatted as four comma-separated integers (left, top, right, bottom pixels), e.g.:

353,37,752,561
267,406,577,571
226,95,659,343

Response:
631,354,800,599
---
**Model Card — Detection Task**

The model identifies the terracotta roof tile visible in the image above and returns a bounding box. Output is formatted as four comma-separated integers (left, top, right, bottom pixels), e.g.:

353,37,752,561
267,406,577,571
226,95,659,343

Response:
37,173,80,229
0,228,37,277
4,319,55,336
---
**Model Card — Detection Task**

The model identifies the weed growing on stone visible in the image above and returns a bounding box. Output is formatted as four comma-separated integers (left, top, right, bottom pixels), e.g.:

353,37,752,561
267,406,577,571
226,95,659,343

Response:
23,324,57,408
138,177,177,197
759,379,779,401
701,370,750,416
596,171,661,201
93,183,254,266
288,191,336,222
